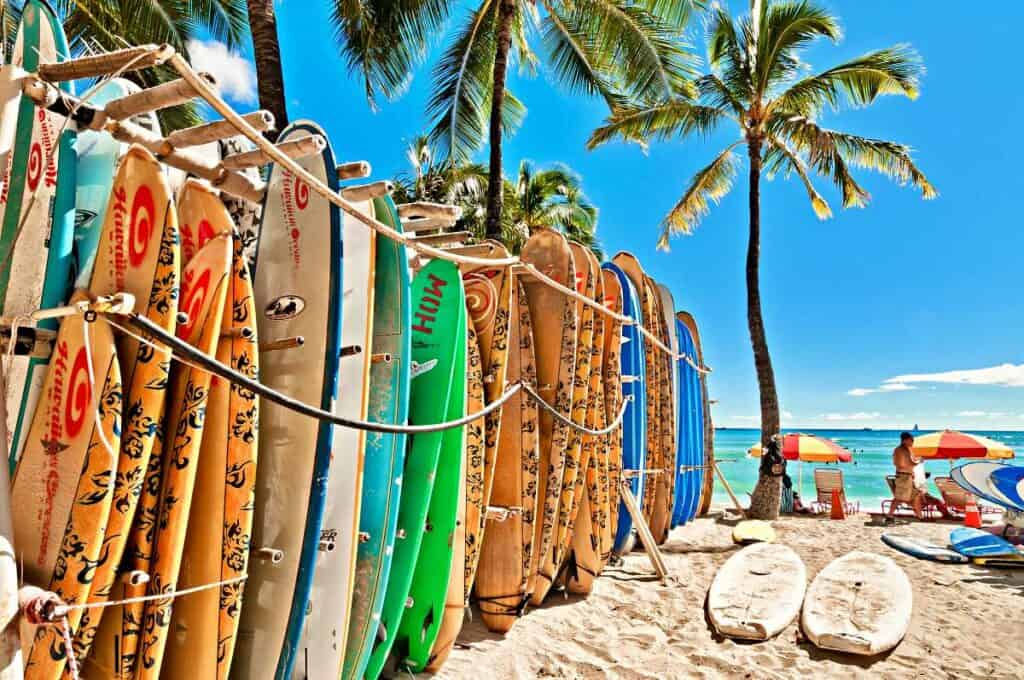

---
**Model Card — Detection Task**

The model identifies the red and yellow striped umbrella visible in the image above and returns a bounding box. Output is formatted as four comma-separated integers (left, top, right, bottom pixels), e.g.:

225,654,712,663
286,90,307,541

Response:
748,433,853,463
911,430,1015,460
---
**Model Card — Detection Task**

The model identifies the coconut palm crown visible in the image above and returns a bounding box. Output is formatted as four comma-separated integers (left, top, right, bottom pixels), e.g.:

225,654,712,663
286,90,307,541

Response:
589,0,936,518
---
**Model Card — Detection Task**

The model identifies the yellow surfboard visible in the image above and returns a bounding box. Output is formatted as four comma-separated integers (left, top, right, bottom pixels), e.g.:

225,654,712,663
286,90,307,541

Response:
77,144,180,675
163,227,257,679
645,275,675,544
599,271,624,563
136,233,231,679
12,292,122,678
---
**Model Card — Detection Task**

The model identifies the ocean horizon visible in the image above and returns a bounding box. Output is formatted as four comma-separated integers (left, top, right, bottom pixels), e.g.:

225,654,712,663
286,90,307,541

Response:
710,428,1024,512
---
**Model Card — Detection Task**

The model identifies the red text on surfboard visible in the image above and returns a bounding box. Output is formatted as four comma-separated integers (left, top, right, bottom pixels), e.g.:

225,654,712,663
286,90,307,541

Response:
280,170,308,269
413,273,448,334
179,268,212,340
26,108,58,193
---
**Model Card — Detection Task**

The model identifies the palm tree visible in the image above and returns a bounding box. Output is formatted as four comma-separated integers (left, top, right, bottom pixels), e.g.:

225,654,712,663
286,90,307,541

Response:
507,160,601,257
588,0,935,518
245,0,288,139
52,0,249,131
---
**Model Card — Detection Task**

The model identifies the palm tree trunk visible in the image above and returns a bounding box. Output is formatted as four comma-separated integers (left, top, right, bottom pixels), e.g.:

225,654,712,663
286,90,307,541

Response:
246,0,288,141
484,0,516,240
745,139,783,520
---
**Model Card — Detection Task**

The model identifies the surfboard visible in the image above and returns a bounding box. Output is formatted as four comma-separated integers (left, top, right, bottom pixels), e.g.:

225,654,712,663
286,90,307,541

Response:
645,277,675,543
294,196,375,679
364,259,463,680
521,230,576,602
657,285,685,532
162,231,257,680
425,319,482,672
673,317,699,527
989,466,1024,510
951,527,1019,558
393,270,466,673
2,0,77,472
533,241,592,603
235,120,345,680
461,241,512,595
218,135,262,273
732,520,775,545
951,461,1015,509
708,542,805,640
880,533,968,564
0,367,21,679
136,233,231,679
971,555,1024,568
564,246,605,595
802,551,912,655
76,144,180,678
340,195,411,680
598,269,623,566
601,262,646,555
474,274,540,633
12,291,121,678
678,312,710,520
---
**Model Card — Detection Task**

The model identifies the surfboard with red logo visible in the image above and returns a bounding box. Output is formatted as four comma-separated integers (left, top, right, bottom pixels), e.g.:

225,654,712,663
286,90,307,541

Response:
1,0,78,473
136,233,232,680
74,144,180,679
520,229,576,603
11,290,122,678
162,212,257,680
236,121,344,680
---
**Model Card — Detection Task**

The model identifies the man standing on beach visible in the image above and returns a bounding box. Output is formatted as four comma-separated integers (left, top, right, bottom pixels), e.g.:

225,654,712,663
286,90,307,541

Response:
889,432,951,520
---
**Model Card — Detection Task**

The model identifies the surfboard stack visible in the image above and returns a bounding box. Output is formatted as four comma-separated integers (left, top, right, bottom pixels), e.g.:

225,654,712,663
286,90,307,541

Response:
0,21,717,679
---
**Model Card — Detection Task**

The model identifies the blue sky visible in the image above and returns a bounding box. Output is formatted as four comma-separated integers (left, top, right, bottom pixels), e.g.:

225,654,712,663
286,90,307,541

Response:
194,1,1024,431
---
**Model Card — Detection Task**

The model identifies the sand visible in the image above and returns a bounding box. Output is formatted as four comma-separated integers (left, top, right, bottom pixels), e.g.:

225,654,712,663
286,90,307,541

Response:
429,508,1024,679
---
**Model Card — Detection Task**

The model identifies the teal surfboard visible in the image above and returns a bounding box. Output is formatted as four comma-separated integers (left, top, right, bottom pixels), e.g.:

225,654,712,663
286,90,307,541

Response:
341,195,412,680
392,288,466,672
1,0,76,471
364,259,465,680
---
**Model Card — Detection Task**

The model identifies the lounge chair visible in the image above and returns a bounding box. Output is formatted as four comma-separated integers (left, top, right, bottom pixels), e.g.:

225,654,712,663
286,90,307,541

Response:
934,476,1002,516
811,468,860,515
881,475,940,519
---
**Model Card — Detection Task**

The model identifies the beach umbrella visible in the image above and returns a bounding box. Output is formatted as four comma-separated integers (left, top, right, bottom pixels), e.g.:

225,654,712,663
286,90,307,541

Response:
749,433,853,496
912,430,1015,460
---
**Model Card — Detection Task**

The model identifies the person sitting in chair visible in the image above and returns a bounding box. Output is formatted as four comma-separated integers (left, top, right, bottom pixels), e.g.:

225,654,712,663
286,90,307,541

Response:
888,432,951,520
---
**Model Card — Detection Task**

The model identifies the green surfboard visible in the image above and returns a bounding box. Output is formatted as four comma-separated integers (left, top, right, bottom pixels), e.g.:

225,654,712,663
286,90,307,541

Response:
392,292,466,672
364,259,465,680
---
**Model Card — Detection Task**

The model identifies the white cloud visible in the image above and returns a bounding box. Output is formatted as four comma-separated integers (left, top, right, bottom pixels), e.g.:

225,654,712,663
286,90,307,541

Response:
782,410,794,420
847,388,874,397
848,382,917,397
187,39,257,104
886,363,1024,388
821,412,881,422
957,410,1010,419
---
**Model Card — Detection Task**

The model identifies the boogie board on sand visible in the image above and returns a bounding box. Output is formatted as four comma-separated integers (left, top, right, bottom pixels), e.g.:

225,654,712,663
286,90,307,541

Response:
880,533,968,564
708,542,805,641
950,527,1019,558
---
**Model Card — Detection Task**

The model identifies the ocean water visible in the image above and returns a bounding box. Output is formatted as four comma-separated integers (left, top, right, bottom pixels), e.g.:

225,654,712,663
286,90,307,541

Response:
711,428,1024,512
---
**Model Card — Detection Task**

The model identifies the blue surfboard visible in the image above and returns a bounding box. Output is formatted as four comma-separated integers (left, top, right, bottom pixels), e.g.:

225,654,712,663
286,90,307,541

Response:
601,263,647,554
951,461,1015,510
951,527,1020,558
672,319,696,526
881,532,968,563
990,466,1024,511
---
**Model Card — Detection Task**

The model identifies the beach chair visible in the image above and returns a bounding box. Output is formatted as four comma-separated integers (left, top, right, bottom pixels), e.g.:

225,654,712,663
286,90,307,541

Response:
934,476,1002,516
811,468,859,515
881,475,940,519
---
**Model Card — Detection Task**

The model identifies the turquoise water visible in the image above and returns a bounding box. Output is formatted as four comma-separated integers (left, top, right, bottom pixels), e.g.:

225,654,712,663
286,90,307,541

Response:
711,429,1024,511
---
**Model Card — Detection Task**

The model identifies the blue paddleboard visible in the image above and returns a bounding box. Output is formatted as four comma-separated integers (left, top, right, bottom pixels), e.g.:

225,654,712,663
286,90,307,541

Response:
671,319,693,527
951,527,1019,558
951,461,1015,510
601,263,647,554
989,466,1024,511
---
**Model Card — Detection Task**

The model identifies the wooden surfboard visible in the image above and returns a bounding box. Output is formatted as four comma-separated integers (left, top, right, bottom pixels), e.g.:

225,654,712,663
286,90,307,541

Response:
294,196,376,679
566,247,607,594
0,364,22,679
520,230,576,602
163,232,258,680
474,275,539,633
12,291,122,678
364,259,463,680
460,240,512,595
678,312,712,520
136,233,231,679
235,121,344,680
340,195,411,680
426,309,484,671
76,144,180,678
2,0,77,472
598,270,624,565
646,277,675,543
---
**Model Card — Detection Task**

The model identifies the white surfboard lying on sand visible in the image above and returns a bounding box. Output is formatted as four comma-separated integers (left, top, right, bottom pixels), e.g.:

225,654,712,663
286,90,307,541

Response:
802,551,912,656
707,543,806,640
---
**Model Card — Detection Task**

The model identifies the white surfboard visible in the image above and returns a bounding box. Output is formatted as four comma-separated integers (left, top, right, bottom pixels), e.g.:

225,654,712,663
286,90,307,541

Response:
293,201,375,677
802,551,912,656
707,542,805,640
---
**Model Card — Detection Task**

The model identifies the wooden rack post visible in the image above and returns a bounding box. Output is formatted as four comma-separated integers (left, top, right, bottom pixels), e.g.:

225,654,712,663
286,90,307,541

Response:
618,481,669,583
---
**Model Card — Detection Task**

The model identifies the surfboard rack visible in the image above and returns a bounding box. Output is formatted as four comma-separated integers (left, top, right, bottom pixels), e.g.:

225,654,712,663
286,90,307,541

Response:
341,180,393,202
0,293,137,325
165,111,276,148
412,231,471,247
260,336,305,352
221,134,325,170
484,506,523,522
337,161,372,180
255,547,284,564
618,481,669,583
36,44,175,82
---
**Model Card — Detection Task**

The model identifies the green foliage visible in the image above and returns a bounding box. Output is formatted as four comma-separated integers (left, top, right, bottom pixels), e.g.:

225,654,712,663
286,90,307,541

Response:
588,0,935,249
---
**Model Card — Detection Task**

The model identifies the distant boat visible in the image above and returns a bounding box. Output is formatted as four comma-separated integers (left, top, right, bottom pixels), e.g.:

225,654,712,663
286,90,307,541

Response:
913,423,920,432
862,427,873,431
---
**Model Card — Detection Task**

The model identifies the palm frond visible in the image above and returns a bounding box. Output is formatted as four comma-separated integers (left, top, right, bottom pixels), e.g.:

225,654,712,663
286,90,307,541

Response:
512,0,539,76
541,3,625,111
188,0,248,49
696,73,745,118
754,0,841,95
587,98,726,149
771,44,923,116
638,0,704,29
763,135,831,218
706,4,752,103
659,142,741,248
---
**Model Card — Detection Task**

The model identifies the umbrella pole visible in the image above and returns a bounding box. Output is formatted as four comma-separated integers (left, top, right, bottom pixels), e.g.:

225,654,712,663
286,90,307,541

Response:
799,461,803,498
